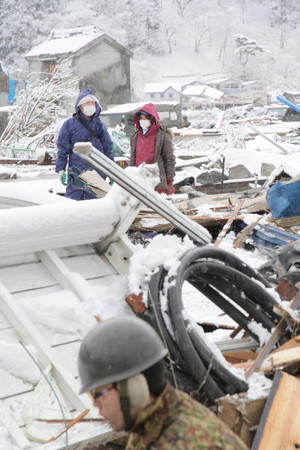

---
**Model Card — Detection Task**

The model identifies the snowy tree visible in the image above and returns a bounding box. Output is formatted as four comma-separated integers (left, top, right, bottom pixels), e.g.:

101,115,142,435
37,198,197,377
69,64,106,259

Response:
0,58,80,149
0,0,61,78
234,34,268,79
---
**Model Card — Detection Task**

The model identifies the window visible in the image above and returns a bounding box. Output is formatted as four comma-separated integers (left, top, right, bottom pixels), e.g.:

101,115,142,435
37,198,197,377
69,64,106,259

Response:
160,93,164,99
169,93,173,98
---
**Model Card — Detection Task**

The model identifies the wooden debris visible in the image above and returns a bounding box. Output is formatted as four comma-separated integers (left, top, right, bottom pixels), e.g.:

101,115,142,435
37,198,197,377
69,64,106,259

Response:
251,372,300,450
79,169,111,198
246,287,300,379
223,350,257,365
233,216,262,248
216,392,267,448
214,199,245,247
272,334,300,353
257,346,300,373
275,215,300,228
45,409,90,443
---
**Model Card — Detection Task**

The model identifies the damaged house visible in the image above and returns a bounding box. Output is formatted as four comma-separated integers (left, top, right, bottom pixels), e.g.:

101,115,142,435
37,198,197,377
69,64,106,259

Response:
25,26,133,110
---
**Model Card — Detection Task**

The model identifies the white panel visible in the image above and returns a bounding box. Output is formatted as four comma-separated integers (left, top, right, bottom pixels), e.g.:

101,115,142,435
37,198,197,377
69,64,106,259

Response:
63,253,116,278
0,262,57,293
0,281,93,414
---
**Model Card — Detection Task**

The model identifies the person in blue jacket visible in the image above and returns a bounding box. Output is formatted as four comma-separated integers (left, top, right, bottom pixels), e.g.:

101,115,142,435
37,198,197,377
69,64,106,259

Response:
55,89,114,200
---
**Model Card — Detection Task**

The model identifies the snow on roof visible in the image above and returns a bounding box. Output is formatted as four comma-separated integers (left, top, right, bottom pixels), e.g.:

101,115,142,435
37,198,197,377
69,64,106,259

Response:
242,80,265,86
182,84,223,99
207,78,241,85
26,26,104,58
144,82,183,93
101,101,179,115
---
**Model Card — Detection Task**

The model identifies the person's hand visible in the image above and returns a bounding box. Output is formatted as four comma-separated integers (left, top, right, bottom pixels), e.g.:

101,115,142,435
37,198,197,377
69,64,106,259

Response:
58,170,67,186
166,179,175,196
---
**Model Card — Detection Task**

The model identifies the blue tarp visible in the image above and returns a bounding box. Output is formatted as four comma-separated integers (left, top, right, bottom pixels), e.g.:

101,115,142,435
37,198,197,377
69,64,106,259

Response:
8,78,15,104
266,180,300,220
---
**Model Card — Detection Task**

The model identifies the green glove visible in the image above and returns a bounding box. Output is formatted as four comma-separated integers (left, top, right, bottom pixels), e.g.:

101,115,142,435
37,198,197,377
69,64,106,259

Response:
109,178,114,186
59,170,67,186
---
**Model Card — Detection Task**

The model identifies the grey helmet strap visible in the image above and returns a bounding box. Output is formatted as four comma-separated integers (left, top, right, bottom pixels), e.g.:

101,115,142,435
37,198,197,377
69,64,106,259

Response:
118,379,134,431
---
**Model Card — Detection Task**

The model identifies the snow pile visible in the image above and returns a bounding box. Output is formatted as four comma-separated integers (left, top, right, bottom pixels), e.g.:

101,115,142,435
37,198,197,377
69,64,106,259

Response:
128,234,195,295
0,343,40,384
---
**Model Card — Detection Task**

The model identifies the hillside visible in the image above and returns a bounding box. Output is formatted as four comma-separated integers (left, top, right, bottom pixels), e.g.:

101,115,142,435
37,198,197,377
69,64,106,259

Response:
0,0,299,100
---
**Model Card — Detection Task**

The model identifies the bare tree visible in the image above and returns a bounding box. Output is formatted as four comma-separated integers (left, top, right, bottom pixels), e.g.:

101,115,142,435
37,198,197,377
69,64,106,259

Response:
218,22,231,68
194,20,209,54
173,0,193,17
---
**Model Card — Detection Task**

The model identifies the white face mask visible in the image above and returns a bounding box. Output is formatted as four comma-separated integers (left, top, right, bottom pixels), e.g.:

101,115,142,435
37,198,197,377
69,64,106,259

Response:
82,105,96,117
139,119,151,132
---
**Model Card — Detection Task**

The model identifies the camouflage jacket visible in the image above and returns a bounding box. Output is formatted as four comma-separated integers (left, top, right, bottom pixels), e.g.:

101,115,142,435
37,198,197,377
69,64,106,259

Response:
126,384,248,449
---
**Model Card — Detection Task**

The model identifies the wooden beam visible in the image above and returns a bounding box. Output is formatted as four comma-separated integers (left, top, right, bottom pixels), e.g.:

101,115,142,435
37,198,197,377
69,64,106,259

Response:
257,346,300,372
251,372,300,450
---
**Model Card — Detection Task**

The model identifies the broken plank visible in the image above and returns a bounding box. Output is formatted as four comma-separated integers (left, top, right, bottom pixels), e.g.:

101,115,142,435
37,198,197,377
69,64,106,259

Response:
233,216,262,248
214,200,245,247
223,350,257,364
246,289,300,379
271,334,300,353
257,346,300,372
251,371,300,450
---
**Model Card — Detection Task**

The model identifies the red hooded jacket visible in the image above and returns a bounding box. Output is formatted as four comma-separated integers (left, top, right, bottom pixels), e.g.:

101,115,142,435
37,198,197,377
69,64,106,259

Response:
133,103,160,166
130,103,176,192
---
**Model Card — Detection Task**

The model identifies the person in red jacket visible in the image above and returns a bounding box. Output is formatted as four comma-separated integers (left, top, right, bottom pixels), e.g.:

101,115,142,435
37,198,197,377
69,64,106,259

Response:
130,103,176,195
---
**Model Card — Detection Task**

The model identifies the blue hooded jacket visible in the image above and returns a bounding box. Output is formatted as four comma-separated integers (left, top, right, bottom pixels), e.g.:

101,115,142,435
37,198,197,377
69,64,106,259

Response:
55,89,114,200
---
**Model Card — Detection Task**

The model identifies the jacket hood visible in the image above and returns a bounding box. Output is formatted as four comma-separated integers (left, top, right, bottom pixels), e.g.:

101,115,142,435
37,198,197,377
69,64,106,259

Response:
134,103,160,130
75,89,101,116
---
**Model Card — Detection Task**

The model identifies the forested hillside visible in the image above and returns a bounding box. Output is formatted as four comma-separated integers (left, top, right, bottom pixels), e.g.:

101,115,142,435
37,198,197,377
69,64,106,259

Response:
0,0,299,99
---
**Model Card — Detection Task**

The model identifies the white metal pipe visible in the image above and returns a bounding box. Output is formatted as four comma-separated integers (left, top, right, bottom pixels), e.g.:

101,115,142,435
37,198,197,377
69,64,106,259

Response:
74,142,211,244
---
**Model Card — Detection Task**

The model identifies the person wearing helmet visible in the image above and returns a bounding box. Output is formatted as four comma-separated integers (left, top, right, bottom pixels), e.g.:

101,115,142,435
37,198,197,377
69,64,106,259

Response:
55,89,114,200
130,103,176,196
78,316,247,449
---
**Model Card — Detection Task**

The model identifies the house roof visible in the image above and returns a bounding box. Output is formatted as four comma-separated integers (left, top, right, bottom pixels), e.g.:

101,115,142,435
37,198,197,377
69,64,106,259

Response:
242,80,266,86
207,78,241,85
144,83,183,94
101,101,179,115
182,84,223,99
26,26,132,59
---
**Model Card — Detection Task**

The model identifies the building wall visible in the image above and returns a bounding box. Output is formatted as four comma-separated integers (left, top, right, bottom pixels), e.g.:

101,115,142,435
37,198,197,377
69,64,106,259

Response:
76,40,131,108
0,74,9,107
209,80,243,95
0,93,8,108
145,87,180,103
242,83,268,105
